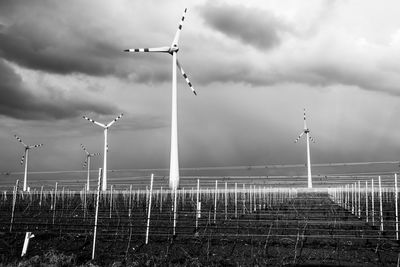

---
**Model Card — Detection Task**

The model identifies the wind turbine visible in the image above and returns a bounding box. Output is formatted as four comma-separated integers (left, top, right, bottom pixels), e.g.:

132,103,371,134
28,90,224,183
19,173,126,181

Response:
294,109,315,189
124,8,197,191
80,144,99,191
14,135,43,191
83,114,123,191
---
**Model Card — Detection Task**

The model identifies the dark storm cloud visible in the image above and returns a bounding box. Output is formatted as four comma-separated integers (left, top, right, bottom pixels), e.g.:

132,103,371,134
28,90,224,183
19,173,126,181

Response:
0,0,122,76
199,2,292,50
0,0,173,83
0,59,117,120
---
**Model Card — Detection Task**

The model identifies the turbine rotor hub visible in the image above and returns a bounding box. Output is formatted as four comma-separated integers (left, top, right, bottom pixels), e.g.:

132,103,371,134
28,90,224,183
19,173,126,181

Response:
169,46,179,53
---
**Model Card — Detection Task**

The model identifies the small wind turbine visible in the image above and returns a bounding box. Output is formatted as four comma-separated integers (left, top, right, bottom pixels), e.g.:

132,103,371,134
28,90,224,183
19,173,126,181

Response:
14,135,43,191
294,109,315,189
83,114,123,191
124,8,196,191
80,144,99,191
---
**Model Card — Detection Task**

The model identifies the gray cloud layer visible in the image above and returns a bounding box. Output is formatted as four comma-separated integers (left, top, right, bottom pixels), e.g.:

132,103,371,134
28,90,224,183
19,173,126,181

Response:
0,59,117,120
199,2,292,50
0,2,120,76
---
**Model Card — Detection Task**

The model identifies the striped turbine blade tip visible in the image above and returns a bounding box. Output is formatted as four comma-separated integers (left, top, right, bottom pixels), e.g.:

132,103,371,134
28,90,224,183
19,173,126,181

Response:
84,116,94,122
131,48,149,52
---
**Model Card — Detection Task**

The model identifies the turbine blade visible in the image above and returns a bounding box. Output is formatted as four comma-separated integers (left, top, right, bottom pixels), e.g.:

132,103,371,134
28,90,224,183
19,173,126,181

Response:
309,136,316,143
171,8,187,48
81,144,90,155
303,108,307,130
20,155,25,165
176,59,196,95
90,153,100,157
83,159,87,168
30,144,43,149
294,132,304,143
107,113,124,128
83,116,106,128
14,135,27,147
124,46,170,53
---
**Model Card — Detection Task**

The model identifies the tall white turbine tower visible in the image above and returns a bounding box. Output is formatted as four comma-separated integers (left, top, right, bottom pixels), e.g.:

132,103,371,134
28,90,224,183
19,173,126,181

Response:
294,109,315,188
14,135,43,191
81,144,99,191
124,8,197,191
83,114,123,191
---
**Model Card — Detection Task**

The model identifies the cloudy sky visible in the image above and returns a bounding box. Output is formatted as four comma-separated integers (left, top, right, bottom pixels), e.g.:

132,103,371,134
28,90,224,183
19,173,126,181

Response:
1,0,400,176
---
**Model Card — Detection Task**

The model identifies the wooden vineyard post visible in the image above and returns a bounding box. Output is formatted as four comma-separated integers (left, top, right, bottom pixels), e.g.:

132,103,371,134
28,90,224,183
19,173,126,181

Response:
10,180,19,233
39,185,43,208
263,186,266,209
371,179,375,225
252,185,256,212
196,179,200,231
234,183,238,218
52,182,58,225
173,188,178,236
343,185,346,210
109,185,113,219
358,181,361,218
225,182,228,220
160,186,163,213
182,188,185,209
128,185,132,218
342,187,344,208
355,183,358,217
346,184,349,211
83,185,87,220
242,184,246,215
92,168,102,260
62,187,65,212
145,174,154,244
214,180,218,224
351,183,355,215
378,176,384,232
249,185,252,213
145,186,149,214
365,181,368,223
21,232,35,257
395,173,399,240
